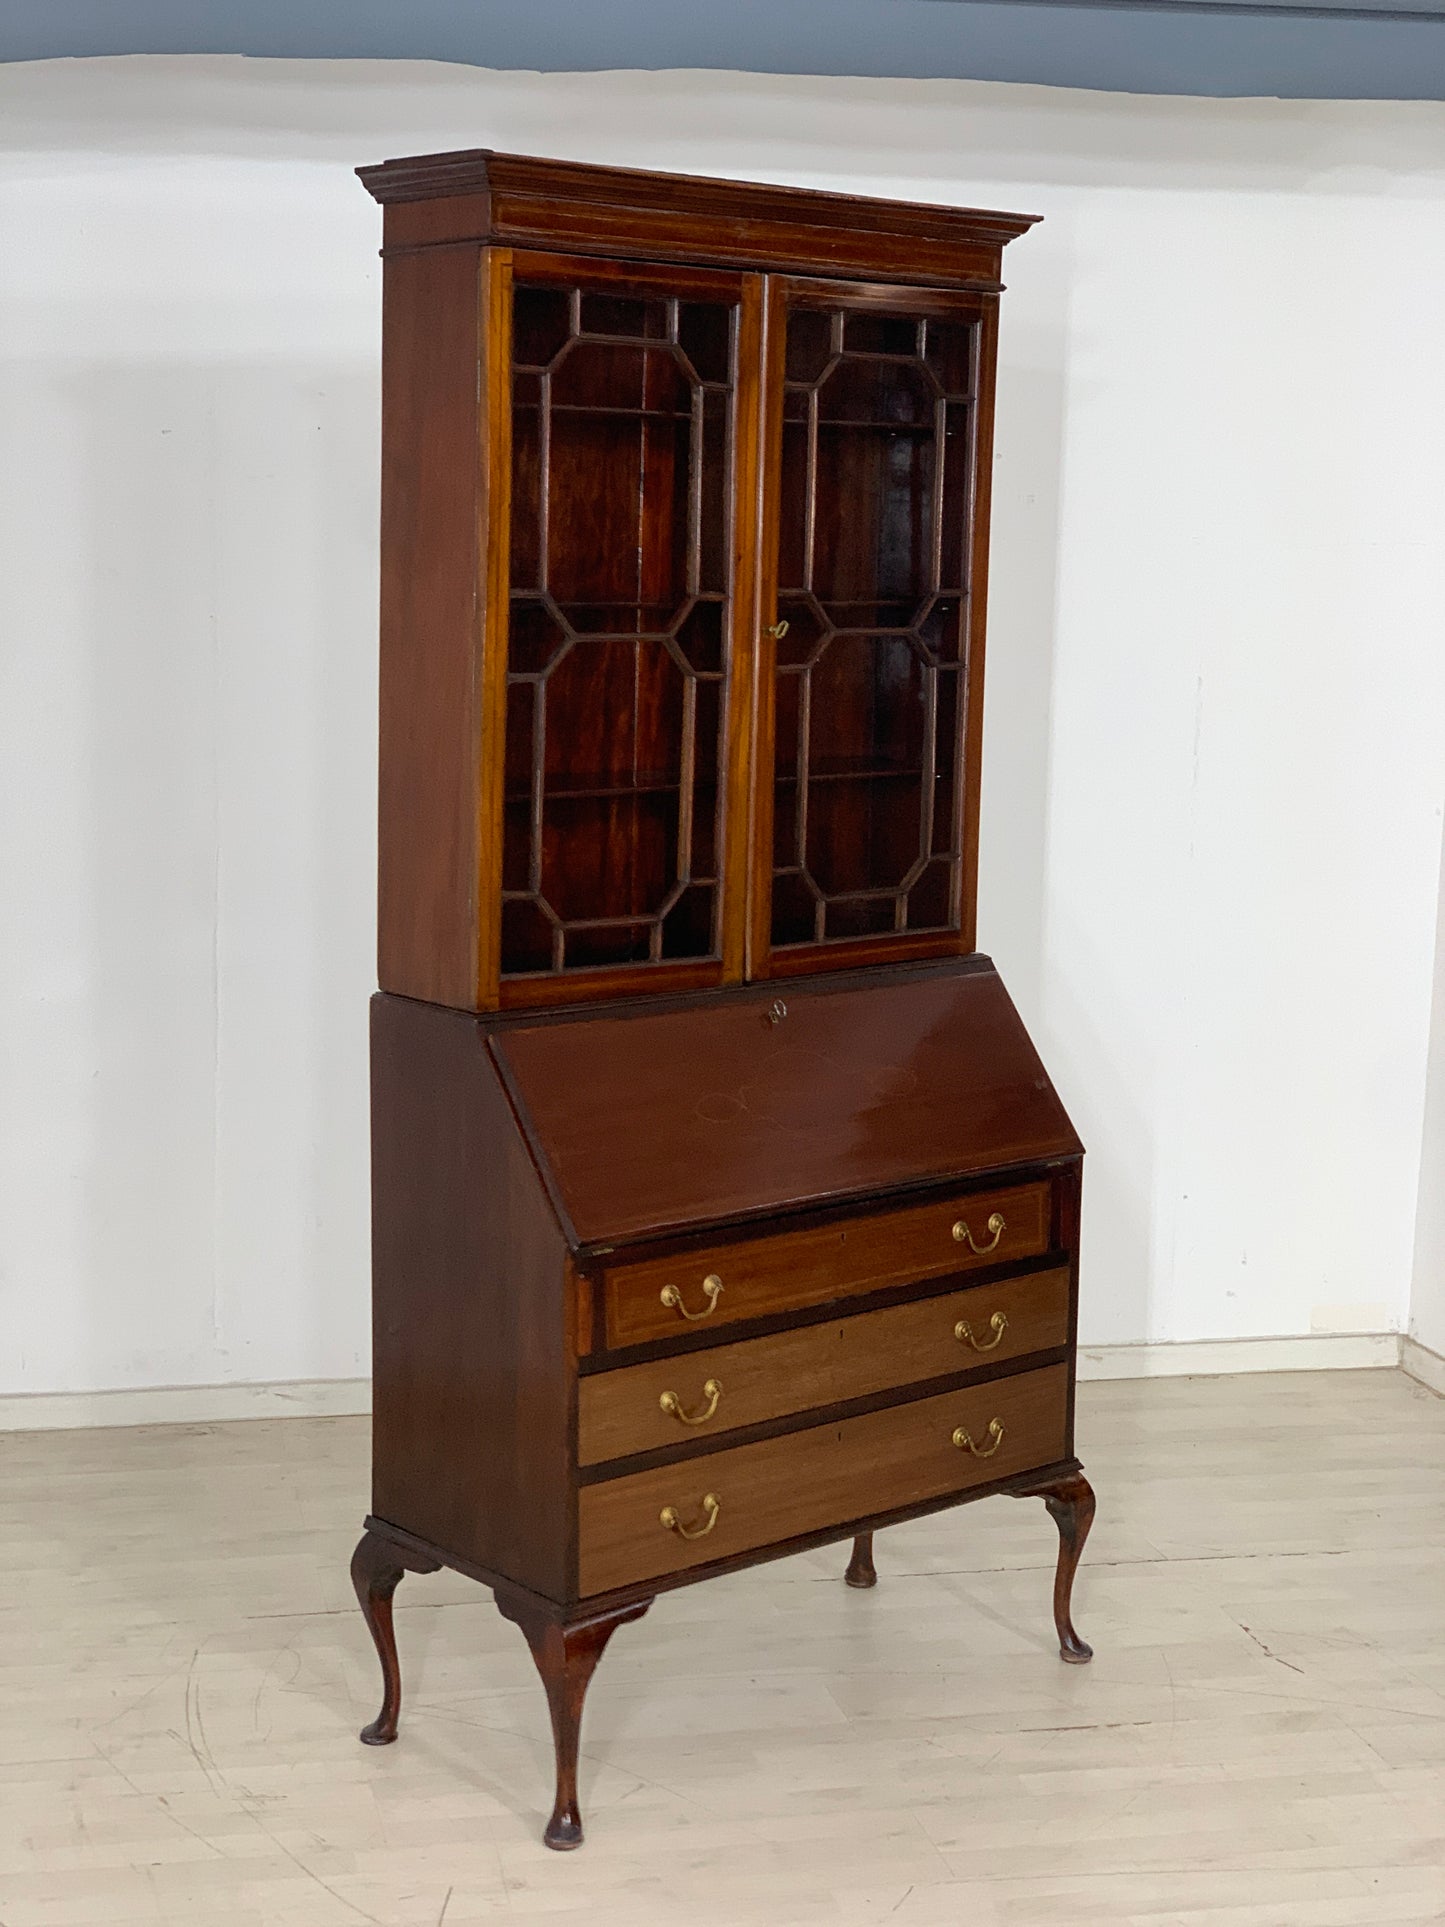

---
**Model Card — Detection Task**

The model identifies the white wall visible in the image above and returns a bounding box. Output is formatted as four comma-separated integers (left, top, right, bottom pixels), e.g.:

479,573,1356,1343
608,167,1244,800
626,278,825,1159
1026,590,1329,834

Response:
3,57,1445,1397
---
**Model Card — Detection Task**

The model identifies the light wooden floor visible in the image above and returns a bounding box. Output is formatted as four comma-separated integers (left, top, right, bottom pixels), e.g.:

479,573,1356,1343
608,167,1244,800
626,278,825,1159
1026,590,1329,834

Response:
2,1370,1444,1926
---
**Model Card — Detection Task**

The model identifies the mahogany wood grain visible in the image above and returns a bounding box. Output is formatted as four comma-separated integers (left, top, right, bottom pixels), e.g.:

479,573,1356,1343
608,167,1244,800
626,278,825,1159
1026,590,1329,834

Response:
579,1264,1068,1461
578,1362,1068,1594
495,1589,651,1849
721,272,765,984
370,994,573,1599
358,158,1080,1844
492,959,1081,1246
374,243,488,1008
746,274,787,979
474,248,514,1009
1013,1469,1096,1662
358,151,1038,292
844,1532,877,1589
601,1187,1051,1350
753,277,993,977
350,1525,442,1745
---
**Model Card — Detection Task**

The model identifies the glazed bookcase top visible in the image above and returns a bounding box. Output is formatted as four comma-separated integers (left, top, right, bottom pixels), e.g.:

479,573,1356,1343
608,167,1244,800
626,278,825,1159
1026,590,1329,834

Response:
365,151,1039,1012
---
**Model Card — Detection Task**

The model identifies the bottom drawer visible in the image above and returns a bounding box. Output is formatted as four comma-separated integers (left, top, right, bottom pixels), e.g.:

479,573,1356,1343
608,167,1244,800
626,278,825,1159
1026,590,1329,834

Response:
578,1361,1069,1595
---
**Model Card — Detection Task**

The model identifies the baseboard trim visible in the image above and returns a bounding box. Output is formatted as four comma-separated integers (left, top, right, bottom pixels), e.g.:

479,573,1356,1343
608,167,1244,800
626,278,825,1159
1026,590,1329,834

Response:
0,1332,1413,1431
0,1377,372,1432
1401,1335,1445,1397
1077,1331,1401,1382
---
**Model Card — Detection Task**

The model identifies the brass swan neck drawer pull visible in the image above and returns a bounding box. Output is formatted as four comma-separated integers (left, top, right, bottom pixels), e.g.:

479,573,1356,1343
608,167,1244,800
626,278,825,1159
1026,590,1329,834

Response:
660,1274,723,1321
952,1418,1005,1459
952,1211,1005,1256
954,1310,1008,1353
660,1493,720,1540
659,1379,723,1426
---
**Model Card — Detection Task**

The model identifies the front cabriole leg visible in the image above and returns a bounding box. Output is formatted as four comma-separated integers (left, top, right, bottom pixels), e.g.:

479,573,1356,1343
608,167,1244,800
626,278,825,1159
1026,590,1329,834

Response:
496,1591,651,1849
350,1524,441,1744
1014,1470,1096,1663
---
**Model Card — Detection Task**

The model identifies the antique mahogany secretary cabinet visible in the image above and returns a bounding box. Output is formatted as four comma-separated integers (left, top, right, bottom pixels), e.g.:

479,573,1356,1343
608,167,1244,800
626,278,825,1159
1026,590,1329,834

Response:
352,150,1095,1849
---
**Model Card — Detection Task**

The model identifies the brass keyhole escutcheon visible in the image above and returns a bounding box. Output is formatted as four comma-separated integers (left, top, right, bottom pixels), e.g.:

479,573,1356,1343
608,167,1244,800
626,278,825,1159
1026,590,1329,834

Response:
660,1274,723,1321
952,1212,1005,1256
659,1379,723,1426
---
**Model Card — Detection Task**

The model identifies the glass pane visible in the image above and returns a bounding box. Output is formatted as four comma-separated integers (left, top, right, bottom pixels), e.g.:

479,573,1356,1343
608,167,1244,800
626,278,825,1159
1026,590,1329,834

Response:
502,278,737,978
578,292,668,339
771,297,977,952
771,871,819,948
513,287,571,368
679,303,732,384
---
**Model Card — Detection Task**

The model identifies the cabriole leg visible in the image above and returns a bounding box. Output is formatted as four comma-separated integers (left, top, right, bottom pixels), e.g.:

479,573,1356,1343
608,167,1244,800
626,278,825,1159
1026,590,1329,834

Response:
497,1593,651,1850
1017,1471,1096,1663
350,1525,440,1745
844,1531,878,1589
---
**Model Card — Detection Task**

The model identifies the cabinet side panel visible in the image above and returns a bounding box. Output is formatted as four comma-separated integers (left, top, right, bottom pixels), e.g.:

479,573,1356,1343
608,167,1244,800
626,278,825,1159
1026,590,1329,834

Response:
370,993,572,1601
376,246,484,1007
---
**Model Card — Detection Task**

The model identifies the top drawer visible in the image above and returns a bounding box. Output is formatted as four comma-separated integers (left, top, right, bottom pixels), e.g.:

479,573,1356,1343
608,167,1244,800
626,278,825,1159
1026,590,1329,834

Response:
601,1180,1051,1349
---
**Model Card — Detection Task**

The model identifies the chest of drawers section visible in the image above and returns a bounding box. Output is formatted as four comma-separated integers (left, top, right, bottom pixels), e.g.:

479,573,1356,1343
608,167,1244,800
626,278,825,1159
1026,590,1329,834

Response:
575,1182,1078,1597
357,964,1093,1852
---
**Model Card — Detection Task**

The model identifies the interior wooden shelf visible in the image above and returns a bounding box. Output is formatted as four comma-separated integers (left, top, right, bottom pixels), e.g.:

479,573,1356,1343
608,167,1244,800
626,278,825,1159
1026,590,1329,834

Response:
505,775,714,804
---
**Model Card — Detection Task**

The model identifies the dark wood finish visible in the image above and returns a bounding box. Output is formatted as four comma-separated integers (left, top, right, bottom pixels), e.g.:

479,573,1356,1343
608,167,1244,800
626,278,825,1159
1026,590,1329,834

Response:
844,1532,877,1589
1015,1469,1096,1663
366,158,1038,1016
374,243,488,1009
493,959,1080,1246
370,993,573,1599
758,279,989,974
578,1363,1068,1595
350,1525,441,1744
498,253,749,995
475,248,515,1011
601,1184,1052,1349
495,1590,651,1849
358,150,1039,292
358,156,1089,1848
580,1264,1069,1462
722,274,766,984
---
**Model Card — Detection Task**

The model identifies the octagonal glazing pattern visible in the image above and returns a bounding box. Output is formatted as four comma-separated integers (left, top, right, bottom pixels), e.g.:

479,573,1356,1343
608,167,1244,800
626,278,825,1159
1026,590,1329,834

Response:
503,279,737,977
771,301,979,950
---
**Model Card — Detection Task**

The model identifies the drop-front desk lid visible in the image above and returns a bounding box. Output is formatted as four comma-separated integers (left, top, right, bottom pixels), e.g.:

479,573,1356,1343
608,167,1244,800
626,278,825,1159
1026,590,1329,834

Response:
489,958,1081,1251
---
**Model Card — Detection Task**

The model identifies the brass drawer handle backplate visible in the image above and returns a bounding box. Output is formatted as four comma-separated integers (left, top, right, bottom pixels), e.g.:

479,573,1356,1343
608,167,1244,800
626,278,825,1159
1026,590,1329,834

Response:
952,1211,1005,1256
660,1493,721,1540
660,1274,723,1321
659,1378,723,1426
952,1418,1005,1459
954,1310,1008,1352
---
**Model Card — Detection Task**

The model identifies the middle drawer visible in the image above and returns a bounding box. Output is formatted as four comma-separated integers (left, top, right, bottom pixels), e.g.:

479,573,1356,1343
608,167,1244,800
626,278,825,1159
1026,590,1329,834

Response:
578,1264,1070,1466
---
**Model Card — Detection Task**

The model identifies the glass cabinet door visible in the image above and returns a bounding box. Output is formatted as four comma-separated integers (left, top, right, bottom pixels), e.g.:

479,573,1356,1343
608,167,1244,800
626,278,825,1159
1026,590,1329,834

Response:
760,282,988,970
499,257,750,991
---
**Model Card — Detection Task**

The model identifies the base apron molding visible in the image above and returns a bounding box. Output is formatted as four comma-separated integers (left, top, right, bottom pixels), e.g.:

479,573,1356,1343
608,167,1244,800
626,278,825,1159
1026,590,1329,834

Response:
1078,1331,1400,1381
1401,1335,1445,1397
0,1377,372,1432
